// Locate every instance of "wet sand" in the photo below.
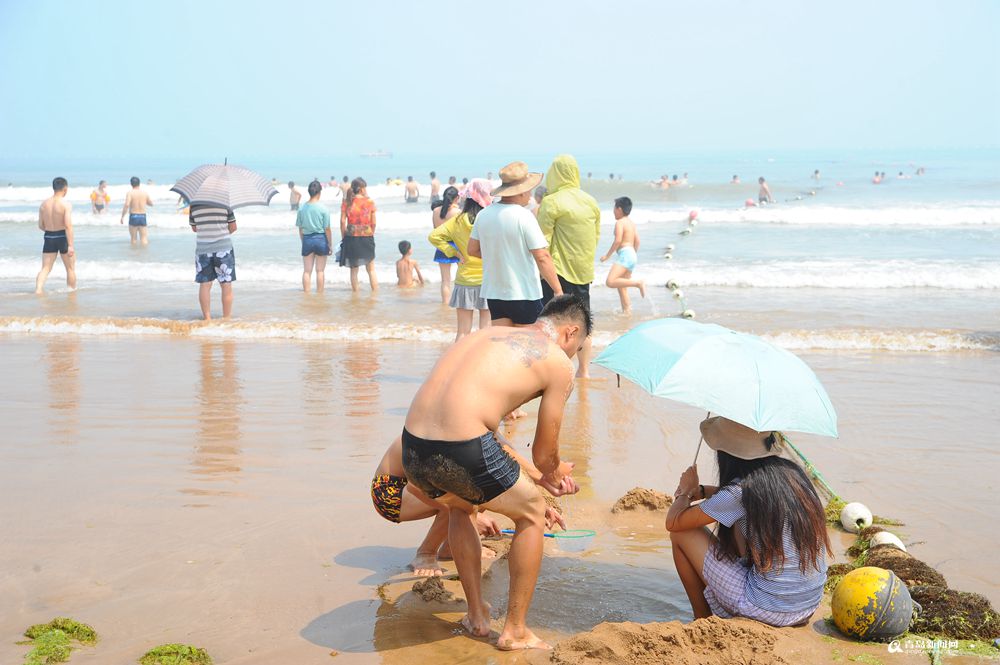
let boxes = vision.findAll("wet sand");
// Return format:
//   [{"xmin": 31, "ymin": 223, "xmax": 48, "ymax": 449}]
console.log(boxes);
[{"xmin": 1, "ymin": 334, "xmax": 998, "ymax": 663}]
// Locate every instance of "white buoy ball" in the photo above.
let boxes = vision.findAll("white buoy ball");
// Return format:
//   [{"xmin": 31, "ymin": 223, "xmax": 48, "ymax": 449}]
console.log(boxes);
[
  {"xmin": 672, "ymin": 289, "xmax": 684, "ymax": 299},
  {"xmin": 689, "ymin": 220, "xmax": 698, "ymax": 227},
  {"xmin": 666, "ymin": 280, "xmax": 679, "ymax": 290},
  {"xmin": 681, "ymin": 309, "xmax": 696, "ymax": 319},
  {"xmin": 840, "ymin": 502, "xmax": 874, "ymax": 533},
  {"xmin": 666, "ymin": 244, "xmax": 675, "ymax": 251},
  {"xmin": 663, "ymin": 253, "xmax": 673, "ymax": 260},
  {"xmin": 870, "ymin": 531, "xmax": 906, "ymax": 552}
]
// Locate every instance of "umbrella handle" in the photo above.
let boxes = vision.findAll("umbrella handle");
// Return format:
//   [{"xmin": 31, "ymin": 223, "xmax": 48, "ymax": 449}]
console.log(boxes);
[{"xmin": 692, "ymin": 411, "xmax": 711, "ymax": 464}]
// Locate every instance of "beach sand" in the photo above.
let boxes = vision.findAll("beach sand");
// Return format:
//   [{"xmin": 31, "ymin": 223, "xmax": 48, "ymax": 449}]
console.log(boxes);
[{"xmin": 1, "ymin": 331, "xmax": 998, "ymax": 663}]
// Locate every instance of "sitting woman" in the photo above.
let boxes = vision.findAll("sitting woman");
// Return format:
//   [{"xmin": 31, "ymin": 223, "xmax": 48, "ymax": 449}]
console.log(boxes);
[{"xmin": 666, "ymin": 416, "xmax": 831, "ymax": 627}]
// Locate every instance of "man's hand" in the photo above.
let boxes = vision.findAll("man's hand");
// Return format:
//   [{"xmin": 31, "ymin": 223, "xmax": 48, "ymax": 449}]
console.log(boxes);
[
  {"xmin": 67, "ymin": 245, "xmax": 75, "ymax": 257},
  {"xmin": 475, "ymin": 512, "xmax": 501, "ymax": 537},
  {"xmin": 544, "ymin": 506, "xmax": 566, "ymax": 531},
  {"xmin": 539, "ymin": 461, "xmax": 578, "ymax": 496}
]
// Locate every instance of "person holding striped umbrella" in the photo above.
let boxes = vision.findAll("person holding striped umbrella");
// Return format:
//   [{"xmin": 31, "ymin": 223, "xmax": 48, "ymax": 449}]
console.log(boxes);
[{"xmin": 171, "ymin": 162, "xmax": 278, "ymax": 320}]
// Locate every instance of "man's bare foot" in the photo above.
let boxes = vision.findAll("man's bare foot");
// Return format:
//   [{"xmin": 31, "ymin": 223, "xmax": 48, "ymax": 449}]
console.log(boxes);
[
  {"xmin": 496, "ymin": 627, "xmax": 551, "ymax": 650},
  {"xmin": 408, "ymin": 552, "xmax": 443, "ymax": 577},
  {"xmin": 460, "ymin": 607, "xmax": 492, "ymax": 638},
  {"xmin": 638, "ymin": 280, "xmax": 646, "ymax": 298}
]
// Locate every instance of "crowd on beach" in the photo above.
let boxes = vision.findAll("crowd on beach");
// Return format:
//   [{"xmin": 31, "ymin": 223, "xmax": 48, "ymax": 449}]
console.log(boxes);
[{"xmin": 27, "ymin": 155, "xmax": 934, "ymax": 652}]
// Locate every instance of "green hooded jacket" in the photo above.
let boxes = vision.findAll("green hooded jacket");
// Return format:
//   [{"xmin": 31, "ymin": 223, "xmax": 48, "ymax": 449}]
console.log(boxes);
[{"xmin": 537, "ymin": 154, "xmax": 601, "ymax": 285}]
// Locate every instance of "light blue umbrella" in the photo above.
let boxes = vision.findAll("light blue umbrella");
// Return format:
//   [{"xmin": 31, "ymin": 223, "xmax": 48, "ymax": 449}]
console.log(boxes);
[{"xmin": 594, "ymin": 318, "xmax": 838, "ymax": 438}]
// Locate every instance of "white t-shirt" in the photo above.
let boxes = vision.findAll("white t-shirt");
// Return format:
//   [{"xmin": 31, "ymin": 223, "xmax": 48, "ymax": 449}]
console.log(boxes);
[{"xmin": 470, "ymin": 203, "xmax": 548, "ymax": 301}]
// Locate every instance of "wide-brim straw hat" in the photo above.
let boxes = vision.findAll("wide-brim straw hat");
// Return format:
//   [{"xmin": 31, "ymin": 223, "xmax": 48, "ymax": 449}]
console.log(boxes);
[
  {"xmin": 700, "ymin": 416, "xmax": 781, "ymax": 460},
  {"xmin": 491, "ymin": 161, "xmax": 543, "ymax": 198}
]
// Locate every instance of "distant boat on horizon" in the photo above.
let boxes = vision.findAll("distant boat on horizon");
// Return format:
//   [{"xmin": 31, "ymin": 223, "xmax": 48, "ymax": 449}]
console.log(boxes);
[{"xmin": 360, "ymin": 149, "xmax": 393, "ymax": 158}]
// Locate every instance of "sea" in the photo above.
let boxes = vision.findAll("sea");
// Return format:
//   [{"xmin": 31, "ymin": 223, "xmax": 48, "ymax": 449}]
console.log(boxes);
[{"xmin": 1, "ymin": 149, "xmax": 998, "ymax": 663}]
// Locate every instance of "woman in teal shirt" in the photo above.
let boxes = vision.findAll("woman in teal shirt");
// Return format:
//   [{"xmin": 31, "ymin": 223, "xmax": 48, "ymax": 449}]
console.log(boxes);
[{"xmin": 296, "ymin": 180, "xmax": 332, "ymax": 293}]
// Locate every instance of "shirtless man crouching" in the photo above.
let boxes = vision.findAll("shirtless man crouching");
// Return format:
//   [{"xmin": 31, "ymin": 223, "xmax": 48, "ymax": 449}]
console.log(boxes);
[{"xmin": 401, "ymin": 294, "xmax": 590, "ymax": 650}]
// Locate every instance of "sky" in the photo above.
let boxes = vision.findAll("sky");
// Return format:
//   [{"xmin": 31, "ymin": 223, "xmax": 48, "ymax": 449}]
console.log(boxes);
[{"xmin": 1, "ymin": 0, "xmax": 998, "ymax": 164}]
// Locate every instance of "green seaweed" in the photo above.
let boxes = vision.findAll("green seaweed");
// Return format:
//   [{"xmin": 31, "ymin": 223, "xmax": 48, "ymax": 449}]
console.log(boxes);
[
  {"xmin": 138, "ymin": 643, "xmax": 213, "ymax": 665},
  {"xmin": 24, "ymin": 618, "xmax": 97, "ymax": 645},
  {"xmin": 825, "ymin": 498, "xmax": 846, "ymax": 524},
  {"xmin": 24, "ymin": 630, "xmax": 72, "ymax": 665},
  {"xmin": 824, "ymin": 498, "xmax": 903, "ymax": 529},
  {"xmin": 847, "ymin": 655, "xmax": 883, "ymax": 665}
]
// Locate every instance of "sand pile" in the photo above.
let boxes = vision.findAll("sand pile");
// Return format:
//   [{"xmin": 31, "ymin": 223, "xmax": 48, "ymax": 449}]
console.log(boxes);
[
  {"xmin": 611, "ymin": 488, "xmax": 672, "ymax": 513},
  {"xmin": 411, "ymin": 577, "xmax": 459, "ymax": 603},
  {"xmin": 542, "ymin": 491, "xmax": 563, "ymax": 514},
  {"xmin": 909, "ymin": 585, "xmax": 1000, "ymax": 640},
  {"xmin": 550, "ymin": 616, "xmax": 789, "ymax": 665},
  {"xmin": 482, "ymin": 536, "xmax": 511, "ymax": 560}
]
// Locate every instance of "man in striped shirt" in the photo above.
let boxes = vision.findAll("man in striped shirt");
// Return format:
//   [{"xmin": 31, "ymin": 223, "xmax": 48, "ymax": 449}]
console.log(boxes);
[{"xmin": 190, "ymin": 204, "xmax": 238, "ymax": 320}]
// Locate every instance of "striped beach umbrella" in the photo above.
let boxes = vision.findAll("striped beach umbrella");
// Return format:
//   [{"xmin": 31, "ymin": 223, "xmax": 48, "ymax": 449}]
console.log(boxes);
[{"xmin": 171, "ymin": 161, "xmax": 278, "ymax": 209}]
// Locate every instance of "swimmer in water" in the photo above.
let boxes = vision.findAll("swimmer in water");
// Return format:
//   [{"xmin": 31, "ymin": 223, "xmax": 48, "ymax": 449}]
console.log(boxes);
[
  {"xmin": 731, "ymin": 175, "xmax": 740, "ymax": 184},
  {"xmin": 405, "ymin": 176, "xmax": 419, "ymax": 203},
  {"xmin": 758, "ymin": 177, "xmax": 774, "ymax": 204},
  {"xmin": 90, "ymin": 180, "xmax": 110, "ymax": 214}
]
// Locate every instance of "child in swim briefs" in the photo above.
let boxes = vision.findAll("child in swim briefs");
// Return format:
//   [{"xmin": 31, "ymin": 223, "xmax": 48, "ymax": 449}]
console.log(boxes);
[{"xmin": 371, "ymin": 474, "xmax": 407, "ymax": 523}]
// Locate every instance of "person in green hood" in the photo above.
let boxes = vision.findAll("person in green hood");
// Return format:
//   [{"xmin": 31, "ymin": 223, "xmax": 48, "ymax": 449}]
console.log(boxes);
[{"xmin": 537, "ymin": 154, "xmax": 601, "ymax": 377}]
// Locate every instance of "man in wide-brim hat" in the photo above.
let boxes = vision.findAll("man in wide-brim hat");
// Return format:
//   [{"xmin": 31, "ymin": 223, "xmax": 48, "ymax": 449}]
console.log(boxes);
[{"xmin": 468, "ymin": 161, "xmax": 564, "ymax": 327}]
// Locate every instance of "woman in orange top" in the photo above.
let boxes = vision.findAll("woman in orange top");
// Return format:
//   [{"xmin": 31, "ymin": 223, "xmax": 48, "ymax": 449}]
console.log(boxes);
[{"xmin": 339, "ymin": 177, "xmax": 378, "ymax": 292}]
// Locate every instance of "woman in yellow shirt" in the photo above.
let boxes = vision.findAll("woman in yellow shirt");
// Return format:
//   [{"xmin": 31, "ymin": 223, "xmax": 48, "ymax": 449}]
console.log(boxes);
[{"xmin": 427, "ymin": 179, "xmax": 493, "ymax": 341}]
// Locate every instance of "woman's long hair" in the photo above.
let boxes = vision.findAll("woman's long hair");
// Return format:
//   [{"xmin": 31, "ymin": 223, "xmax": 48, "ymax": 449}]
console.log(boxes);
[
  {"xmin": 344, "ymin": 177, "xmax": 367, "ymax": 210},
  {"xmin": 431, "ymin": 186, "xmax": 460, "ymax": 219},
  {"xmin": 462, "ymin": 196, "xmax": 484, "ymax": 223},
  {"xmin": 716, "ymin": 441, "xmax": 832, "ymax": 574}
]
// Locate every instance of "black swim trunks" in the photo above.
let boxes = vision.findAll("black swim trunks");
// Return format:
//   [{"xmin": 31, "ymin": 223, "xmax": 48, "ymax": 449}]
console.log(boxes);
[
  {"xmin": 541, "ymin": 274, "xmax": 591, "ymax": 310},
  {"xmin": 487, "ymin": 298, "xmax": 544, "ymax": 325},
  {"xmin": 401, "ymin": 428, "xmax": 520, "ymax": 505},
  {"xmin": 42, "ymin": 230, "xmax": 68, "ymax": 254}
]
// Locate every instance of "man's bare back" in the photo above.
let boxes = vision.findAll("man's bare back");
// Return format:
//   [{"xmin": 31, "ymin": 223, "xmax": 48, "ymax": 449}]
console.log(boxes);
[
  {"xmin": 405, "ymin": 325, "xmax": 575, "ymax": 462},
  {"xmin": 39, "ymin": 196, "xmax": 70, "ymax": 232},
  {"xmin": 124, "ymin": 189, "xmax": 152, "ymax": 214}
]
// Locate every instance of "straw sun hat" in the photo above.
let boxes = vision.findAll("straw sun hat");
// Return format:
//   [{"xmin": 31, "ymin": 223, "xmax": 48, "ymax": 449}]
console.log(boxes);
[
  {"xmin": 490, "ymin": 161, "xmax": 543, "ymax": 197},
  {"xmin": 700, "ymin": 416, "xmax": 782, "ymax": 460}
]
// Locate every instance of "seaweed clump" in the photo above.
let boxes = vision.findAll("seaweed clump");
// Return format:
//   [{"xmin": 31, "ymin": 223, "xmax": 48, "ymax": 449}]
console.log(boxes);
[
  {"xmin": 909, "ymin": 586, "xmax": 1000, "ymax": 641},
  {"xmin": 24, "ymin": 619, "xmax": 97, "ymax": 645},
  {"xmin": 21, "ymin": 618, "xmax": 98, "ymax": 665},
  {"xmin": 824, "ymin": 498, "xmax": 903, "ymax": 528},
  {"xmin": 138, "ymin": 644, "xmax": 213, "ymax": 665},
  {"xmin": 824, "ymin": 563, "xmax": 855, "ymax": 593},
  {"xmin": 865, "ymin": 545, "xmax": 947, "ymax": 589}
]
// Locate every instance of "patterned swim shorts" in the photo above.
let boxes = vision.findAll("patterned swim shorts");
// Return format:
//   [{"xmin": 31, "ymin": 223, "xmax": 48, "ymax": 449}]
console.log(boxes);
[
  {"xmin": 195, "ymin": 249, "xmax": 236, "ymax": 284},
  {"xmin": 371, "ymin": 474, "xmax": 407, "ymax": 523}
]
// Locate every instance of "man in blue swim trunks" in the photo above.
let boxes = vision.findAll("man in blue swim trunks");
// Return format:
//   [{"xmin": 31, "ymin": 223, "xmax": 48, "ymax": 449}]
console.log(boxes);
[
  {"xmin": 401, "ymin": 295, "xmax": 589, "ymax": 651},
  {"xmin": 120, "ymin": 176, "xmax": 154, "ymax": 246},
  {"xmin": 35, "ymin": 177, "xmax": 77, "ymax": 294}
]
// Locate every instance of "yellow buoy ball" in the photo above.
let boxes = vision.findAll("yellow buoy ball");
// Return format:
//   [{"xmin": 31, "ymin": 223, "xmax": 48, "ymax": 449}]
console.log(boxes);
[{"xmin": 832, "ymin": 567, "xmax": 914, "ymax": 641}]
